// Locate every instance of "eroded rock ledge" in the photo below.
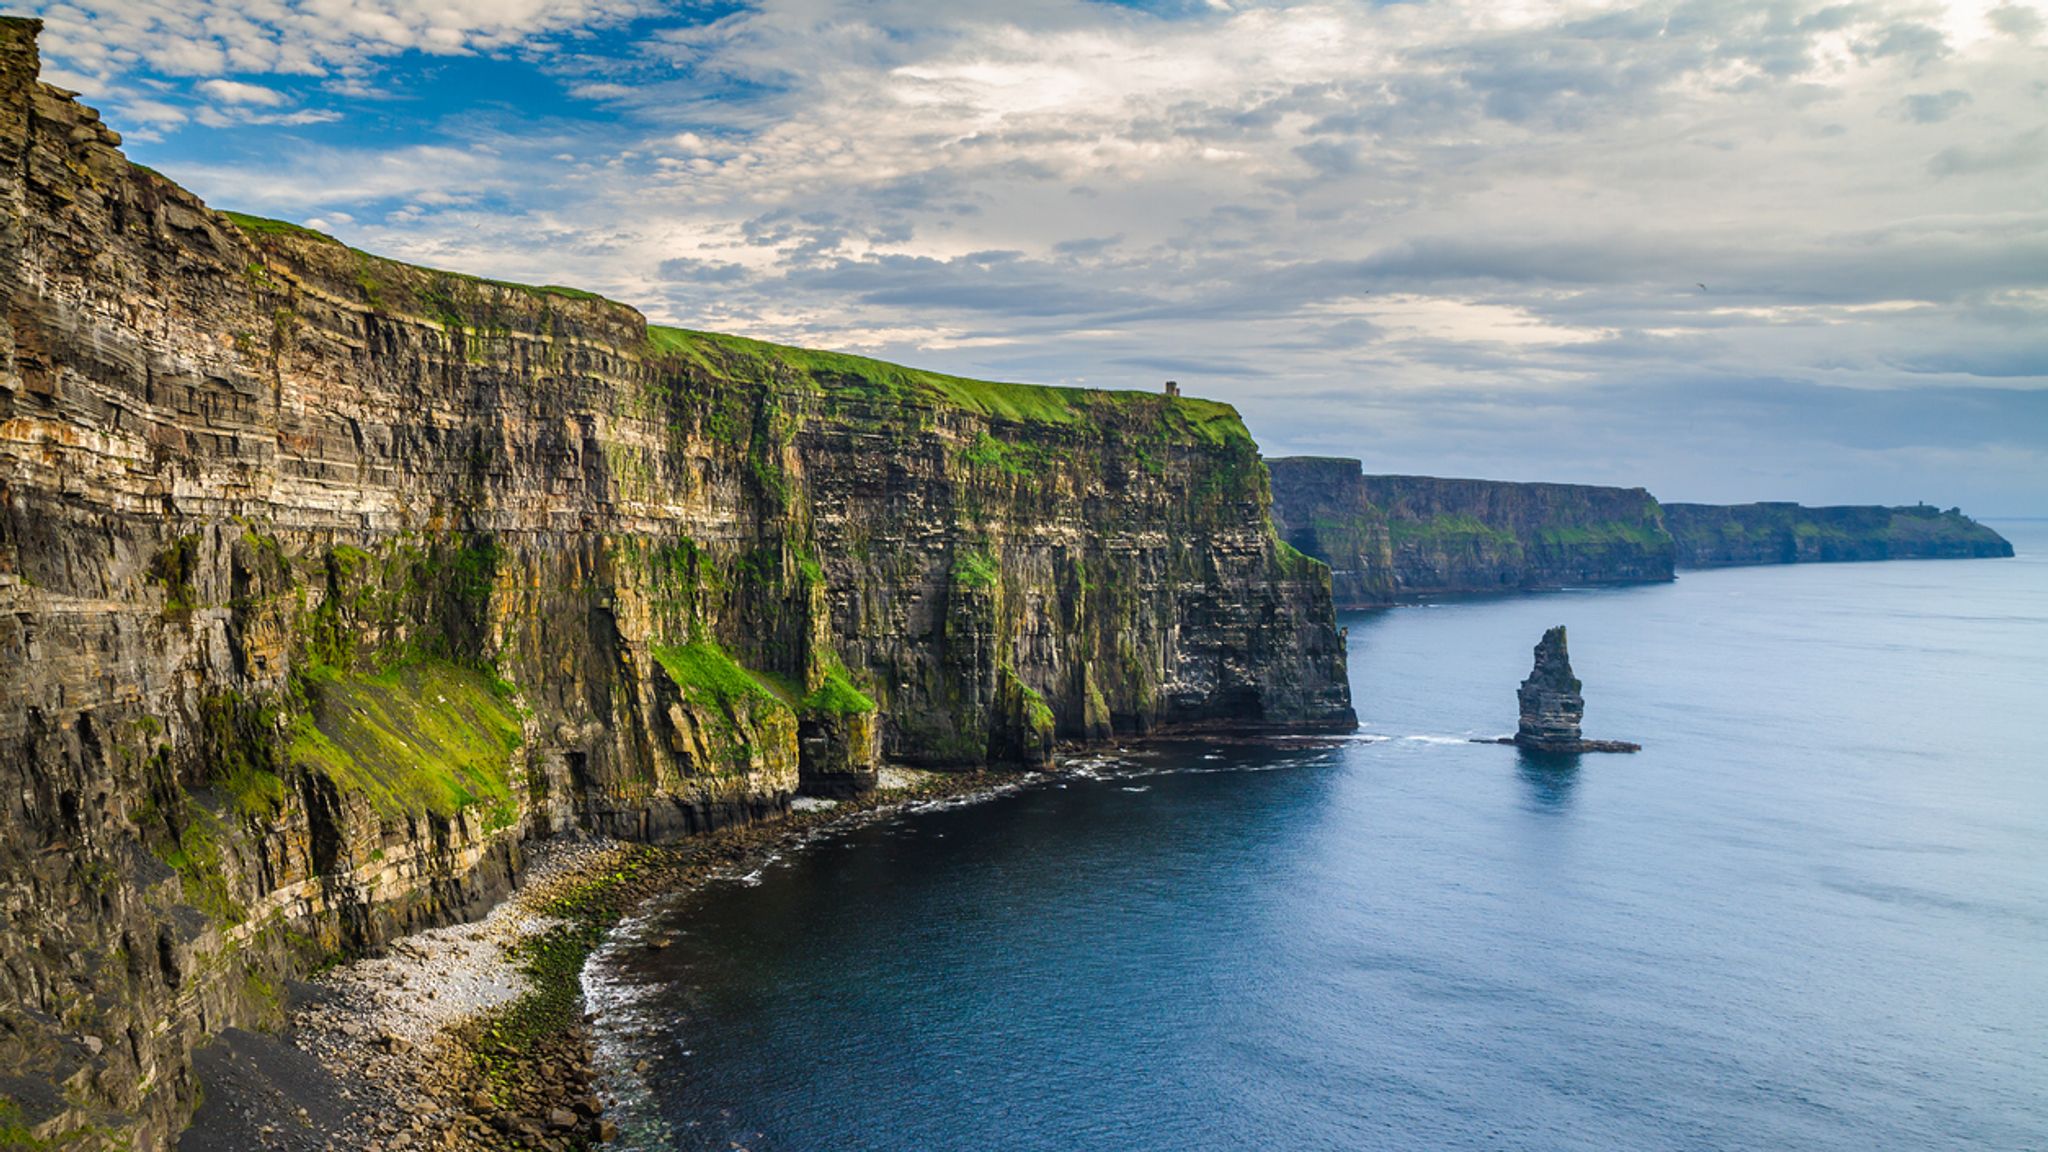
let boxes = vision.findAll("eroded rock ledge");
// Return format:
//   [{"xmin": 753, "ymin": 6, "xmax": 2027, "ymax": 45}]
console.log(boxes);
[{"xmin": 0, "ymin": 18, "xmax": 1352, "ymax": 1149}]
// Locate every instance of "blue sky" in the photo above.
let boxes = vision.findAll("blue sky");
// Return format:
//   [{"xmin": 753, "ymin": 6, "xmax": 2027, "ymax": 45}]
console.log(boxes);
[{"xmin": 25, "ymin": 0, "xmax": 2048, "ymax": 512}]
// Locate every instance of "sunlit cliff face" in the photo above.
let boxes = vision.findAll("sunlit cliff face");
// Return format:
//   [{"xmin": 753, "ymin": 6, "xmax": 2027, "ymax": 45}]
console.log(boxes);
[{"xmin": 36, "ymin": 0, "xmax": 2048, "ymax": 510}]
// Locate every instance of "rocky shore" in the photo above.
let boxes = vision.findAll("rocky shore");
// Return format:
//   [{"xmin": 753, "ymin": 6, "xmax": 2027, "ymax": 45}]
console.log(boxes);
[{"xmin": 178, "ymin": 767, "xmax": 1021, "ymax": 1152}]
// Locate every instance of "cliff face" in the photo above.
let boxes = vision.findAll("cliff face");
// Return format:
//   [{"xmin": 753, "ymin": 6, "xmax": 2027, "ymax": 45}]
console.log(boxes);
[
  {"xmin": 1663, "ymin": 503, "xmax": 2014, "ymax": 567},
  {"xmin": 1361, "ymin": 475, "xmax": 1675, "ymax": 597},
  {"xmin": 0, "ymin": 20, "xmax": 1351, "ymax": 1149},
  {"xmin": 1268, "ymin": 459, "xmax": 1675, "ymax": 606},
  {"xmin": 1263, "ymin": 458, "xmax": 1396, "ymax": 608}
]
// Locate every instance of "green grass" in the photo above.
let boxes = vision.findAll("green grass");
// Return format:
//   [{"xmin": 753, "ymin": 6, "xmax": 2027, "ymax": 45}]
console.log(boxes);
[
  {"xmin": 0, "ymin": 1096, "xmax": 36, "ymax": 1148},
  {"xmin": 159, "ymin": 808, "xmax": 245, "ymax": 925},
  {"xmin": 223, "ymin": 763, "xmax": 287, "ymax": 820},
  {"xmin": 1388, "ymin": 514, "xmax": 1522, "ymax": 549},
  {"xmin": 1272, "ymin": 537, "xmax": 1326, "ymax": 579},
  {"xmin": 651, "ymin": 640, "xmax": 796, "ymax": 772},
  {"xmin": 220, "ymin": 210, "xmax": 616, "ymax": 306},
  {"xmin": 1534, "ymin": 521, "xmax": 1670, "ymax": 548},
  {"xmin": 220, "ymin": 209, "xmax": 343, "ymax": 245},
  {"xmin": 215, "ymin": 208, "xmax": 1249, "ymax": 449},
  {"xmin": 802, "ymin": 666, "xmax": 877, "ymax": 715},
  {"xmin": 651, "ymin": 640, "xmax": 783, "ymax": 716},
  {"xmin": 149, "ymin": 533, "xmax": 201, "ymax": 614},
  {"xmin": 960, "ymin": 430, "xmax": 1035, "ymax": 476},
  {"xmin": 646, "ymin": 324, "xmax": 1253, "ymax": 443},
  {"xmin": 286, "ymin": 660, "xmax": 522, "ymax": 829},
  {"xmin": 1020, "ymin": 681, "xmax": 1055, "ymax": 735},
  {"xmin": 952, "ymin": 548, "xmax": 1000, "ymax": 591}
]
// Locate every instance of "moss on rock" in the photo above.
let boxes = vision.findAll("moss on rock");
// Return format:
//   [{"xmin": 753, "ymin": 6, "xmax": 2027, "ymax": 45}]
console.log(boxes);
[{"xmin": 285, "ymin": 660, "xmax": 523, "ymax": 828}]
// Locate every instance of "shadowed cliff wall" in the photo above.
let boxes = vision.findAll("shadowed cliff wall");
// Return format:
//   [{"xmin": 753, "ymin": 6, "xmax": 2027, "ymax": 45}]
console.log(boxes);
[
  {"xmin": 1663, "ymin": 502, "xmax": 2013, "ymax": 567},
  {"xmin": 0, "ymin": 20, "xmax": 1352, "ymax": 1148},
  {"xmin": 1269, "ymin": 458, "xmax": 1674, "ymax": 605}
]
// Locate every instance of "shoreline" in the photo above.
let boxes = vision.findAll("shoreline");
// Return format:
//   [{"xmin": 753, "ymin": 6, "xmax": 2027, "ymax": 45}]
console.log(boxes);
[{"xmin": 187, "ymin": 765, "xmax": 1030, "ymax": 1152}]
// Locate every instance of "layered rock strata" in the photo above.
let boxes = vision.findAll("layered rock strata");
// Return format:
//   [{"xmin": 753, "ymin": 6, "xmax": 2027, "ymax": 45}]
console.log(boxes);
[
  {"xmin": 1268, "ymin": 458, "xmax": 1674, "ymax": 606},
  {"xmin": 1271, "ymin": 459, "xmax": 2012, "ymax": 608},
  {"xmin": 1260, "ymin": 457, "xmax": 1398, "ymax": 607},
  {"xmin": 1496, "ymin": 626, "xmax": 1637, "ymax": 754},
  {"xmin": 0, "ymin": 20, "xmax": 1353, "ymax": 1149},
  {"xmin": 1663, "ymin": 502, "xmax": 2013, "ymax": 567}
]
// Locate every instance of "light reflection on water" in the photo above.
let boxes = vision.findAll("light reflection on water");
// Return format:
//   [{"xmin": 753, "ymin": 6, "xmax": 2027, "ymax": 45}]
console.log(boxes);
[{"xmin": 587, "ymin": 525, "xmax": 2048, "ymax": 1152}]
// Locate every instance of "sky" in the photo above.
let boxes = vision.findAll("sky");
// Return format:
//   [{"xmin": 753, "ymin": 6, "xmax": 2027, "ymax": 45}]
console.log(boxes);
[{"xmin": 22, "ymin": 0, "xmax": 2048, "ymax": 512}]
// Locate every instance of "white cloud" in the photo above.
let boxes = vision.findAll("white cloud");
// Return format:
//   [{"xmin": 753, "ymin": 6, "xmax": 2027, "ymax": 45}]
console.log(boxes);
[
  {"xmin": 172, "ymin": 144, "xmax": 514, "ymax": 211},
  {"xmin": 196, "ymin": 78, "xmax": 288, "ymax": 106},
  {"xmin": 33, "ymin": 0, "xmax": 659, "ymax": 80},
  {"xmin": 44, "ymin": 0, "xmax": 2048, "ymax": 510}
]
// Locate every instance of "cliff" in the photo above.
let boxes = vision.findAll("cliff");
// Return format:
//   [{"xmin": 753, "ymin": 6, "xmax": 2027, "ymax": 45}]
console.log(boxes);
[
  {"xmin": 0, "ymin": 19, "xmax": 1351, "ymax": 1149},
  {"xmin": 1663, "ymin": 503, "xmax": 2014, "ymax": 567},
  {"xmin": 1261, "ymin": 458, "xmax": 1397, "ymax": 607},
  {"xmin": 1268, "ymin": 459, "xmax": 1675, "ymax": 606}
]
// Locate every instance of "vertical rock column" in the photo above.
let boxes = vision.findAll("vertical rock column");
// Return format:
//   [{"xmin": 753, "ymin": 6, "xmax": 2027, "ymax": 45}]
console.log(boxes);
[
  {"xmin": 1515, "ymin": 625, "xmax": 1584, "ymax": 750},
  {"xmin": 1, "ymin": 19, "xmax": 36, "ymax": 325}
]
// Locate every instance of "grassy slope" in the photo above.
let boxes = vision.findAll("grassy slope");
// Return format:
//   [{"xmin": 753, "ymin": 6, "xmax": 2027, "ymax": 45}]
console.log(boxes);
[
  {"xmin": 286, "ymin": 660, "xmax": 523, "ymax": 828},
  {"xmin": 216, "ymin": 207, "xmax": 1253, "ymax": 448},
  {"xmin": 648, "ymin": 325, "xmax": 1251, "ymax": 443},
  {"xmin": 218, "ymin": 210, "xmax": 611, "ymax": 305}
]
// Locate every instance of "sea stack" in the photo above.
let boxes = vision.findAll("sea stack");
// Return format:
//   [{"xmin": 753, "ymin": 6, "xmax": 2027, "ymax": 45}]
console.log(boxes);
[{"xmin": 1507, "ymin": 626, "xmax": 1639, "ymax": 753}]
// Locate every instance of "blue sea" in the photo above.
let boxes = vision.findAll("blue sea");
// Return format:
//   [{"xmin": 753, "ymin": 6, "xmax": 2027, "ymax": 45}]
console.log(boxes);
[{"xmin": 586, "ymin": 521, "xmax": 2047, "ymax": 1151}]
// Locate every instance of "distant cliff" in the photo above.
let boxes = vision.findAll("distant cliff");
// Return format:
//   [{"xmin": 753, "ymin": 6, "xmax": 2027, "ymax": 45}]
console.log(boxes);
[
  {"xmin": 0, "ymin": 20, "xmax": 1351, "ymax": 1150},
  {"xmin": 1663, "ymin": 503, "xmax": 2014, "ymax": 567},
  {"xmin": 1269, "ymin": 459, "xmax": 1674, "ymax": 606},
  {"xmin": 1262, "ymin": 458, "xmax": 1398, "ymax": 607}
]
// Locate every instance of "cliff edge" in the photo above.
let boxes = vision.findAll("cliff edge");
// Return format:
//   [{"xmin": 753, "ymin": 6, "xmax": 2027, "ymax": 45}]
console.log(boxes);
[
  {"xmin": 1663, "ymin": 502, "xmax": 2013, "ymax": 567},
  {"xmin": 1269, "ymin": 458, "xmax": 1675, "ymax": 606},
  {"xmin": 0, "ymin": 19, "xmax": 1351, "ymax": 1149}
]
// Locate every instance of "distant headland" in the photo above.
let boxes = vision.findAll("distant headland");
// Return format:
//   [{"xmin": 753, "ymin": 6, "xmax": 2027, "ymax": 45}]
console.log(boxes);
[{"xmin": 1269, "ymin": 457, "xmax": 2013, "ymax": 610}]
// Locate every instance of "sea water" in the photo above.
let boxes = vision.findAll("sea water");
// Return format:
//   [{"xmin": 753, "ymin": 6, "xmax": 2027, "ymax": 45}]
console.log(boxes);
[{"xmin": 586, "ymin": 521, "xmax": 2047, "ymax": 1151}]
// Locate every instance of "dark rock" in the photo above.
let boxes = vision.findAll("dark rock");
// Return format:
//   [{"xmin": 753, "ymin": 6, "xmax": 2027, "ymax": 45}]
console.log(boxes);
[
  {"xmin": 1268, "ymin": 459, "xmax": 1674, "ymax": 607},
  {"xmin": 0, "ymin": 15, "xmax": 1356, "ymax": 1150},
  {"xmin": 1516, "ymin": 626, "xmax": 1584, "ymax": 749},
  {"xmin": 1497, "ymin": 626, "xmax": 1638, "ymax": 754},
  {"xmin": 1663, "ymin": 501, "xmax": 2013, "ymax": 567}
]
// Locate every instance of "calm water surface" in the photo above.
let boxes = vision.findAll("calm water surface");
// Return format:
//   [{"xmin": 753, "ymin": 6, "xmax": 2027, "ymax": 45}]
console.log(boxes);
[{"xmin": 587, "ymin": 521, "xmax": 2048, "ymax": 1151}]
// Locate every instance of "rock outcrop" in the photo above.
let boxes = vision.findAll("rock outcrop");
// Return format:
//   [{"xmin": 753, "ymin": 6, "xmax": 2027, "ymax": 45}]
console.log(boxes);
[
  {"xmin": 1268, "ymin": 459, "xmax": 1675, "ymax": 606},
  {"xmin": 1259, "ymin": 457, "xmax": 1398, "ymax": 607},
  {"xmin": 1663, "ymin": 502, "xmax": 2013, "ymax": 567},
  {"xmin": 0, "ymin": 20, "xmax": 1353, "ymax": 1149},
  {"xmin": 1498, "ymin": 626, "xmax": 1638, "ymax": 754},
  {"xmin": 1270, "ymin": 459, "xmax": 2013, "ymax": 606}
]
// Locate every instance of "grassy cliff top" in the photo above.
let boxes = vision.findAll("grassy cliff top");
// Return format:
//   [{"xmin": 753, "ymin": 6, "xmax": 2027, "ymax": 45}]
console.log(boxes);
[
  {"xmin": 1662, "ymin": 501, "xmax": 1990, "ymax": 530},
  {"xmin": 216, "ymin": 205, "xmax": 1253, "ymax": 444},
  {"xmin": 219, "ymin": 209, "xmax": 616, "ymax": 306},
  {"xmin": 648, "ymin": 325, "xmax": 1251, "ymax": 443}
]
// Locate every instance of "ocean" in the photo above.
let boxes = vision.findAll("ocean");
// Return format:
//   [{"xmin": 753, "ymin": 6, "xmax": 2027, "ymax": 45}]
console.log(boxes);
[{"xmin": 585, "ymin": 520, "xmax": 2047, "ymax": 1151}]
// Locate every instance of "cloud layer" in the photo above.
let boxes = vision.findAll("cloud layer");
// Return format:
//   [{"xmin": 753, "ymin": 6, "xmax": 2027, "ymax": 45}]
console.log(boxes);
[{"xmin": 34, "ymin": 0, "xmax": 2048, "ymax": 511}]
